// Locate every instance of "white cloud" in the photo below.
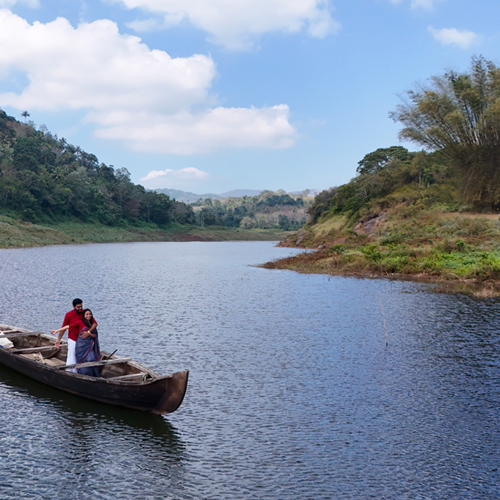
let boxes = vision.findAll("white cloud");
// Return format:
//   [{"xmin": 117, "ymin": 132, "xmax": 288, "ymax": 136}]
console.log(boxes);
[
  {"xmin": 389, "ymin": 0, "xmax": 440, "ymax": 10},
  {"xmin": 0, "ymin": 10, "xmax": 297, "ymax": 153},
  {"xmin": 88, "ymin": 105, "xmax": 296, "ymax": 154},
  {"xmin": 124, "ymin": 18, "xmax": 163, "ymax": 32},
  {"xmin": 428, "ymin": 26, "xmax": 480, "ymax": 49},
  {"xmin": 0, "ymin": 0, "xmax": 39, "ymax": 7},
  {"xmin": 0, "ymin": 11, "xmax": 215, "ymax": 112},
  {"xmin": 112, "ymin": 0, "xmax": 340, "ymax": 50},
  {"xmin": 140, "ymin": 167, "xmax": 210, "ymax": 188}
]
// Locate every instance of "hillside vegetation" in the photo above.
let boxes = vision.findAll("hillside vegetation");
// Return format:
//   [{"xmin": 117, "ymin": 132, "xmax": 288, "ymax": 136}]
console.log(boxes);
[
  {"xmin": 267, "ymin": 57, "xmax": 500, "ymax": 295},
  {"xmin": 0, "ymin": 110, "xmax": 291, "ymax": 246},
  {"xmin": 191, "ymin": 190, "xmax": 312, "ymax": 230},
  {"xmin": 0, "ymin": 109, "xmax": 196, "ymax": 227}
]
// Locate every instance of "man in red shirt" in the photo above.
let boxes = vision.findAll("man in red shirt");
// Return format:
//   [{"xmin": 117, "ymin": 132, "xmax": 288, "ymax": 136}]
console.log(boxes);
[{"xmin": 51, "ymin": 298, "xmax": 97, "ymax": 371}]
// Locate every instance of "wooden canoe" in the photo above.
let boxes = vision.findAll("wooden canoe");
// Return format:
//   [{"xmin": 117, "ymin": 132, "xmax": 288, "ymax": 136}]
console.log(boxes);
[{"xmin": 0, "ymin": 324, "xmax": 188, "ymax": 415}]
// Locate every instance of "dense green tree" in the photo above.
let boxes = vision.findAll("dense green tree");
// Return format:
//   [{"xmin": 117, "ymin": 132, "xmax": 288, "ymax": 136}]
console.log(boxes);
[
  {"xmin": 307, "ymin": 147, "xmax": 452, "ymax": 223},
  {"xmin": 0, "ymin": 110, "xmax": 16, "ymax": 142},
  {"xmin": 307, "ymin": 187, "xmax": 337, "ymax": 223},
  {"xmin": 13, "ymin": 136, "xmax": 55, "ymax": 172},
  {"xmin": 172, "ymin": 200, "xmax": 195, "ymax": 224},
  {"xmin": 356, "ymin": 146, "xmax": 415, "ymax": 175}
]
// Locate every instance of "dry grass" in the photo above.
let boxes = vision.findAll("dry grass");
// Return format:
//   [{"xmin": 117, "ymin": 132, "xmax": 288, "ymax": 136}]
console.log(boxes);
[
  {"xmin": 309, "ymin": 214, "xmax": 348, "ymax": 239},
  {"xmin": 0, "ymin": 216, "xmax": 288, "ymax": 249},
  {"xmin": 267, "ymin": 206, "xmax": 500, "ymax": 296},
  {"xmin": 0, "ymin": 217, "xmax": 74, "ymax": 247}
]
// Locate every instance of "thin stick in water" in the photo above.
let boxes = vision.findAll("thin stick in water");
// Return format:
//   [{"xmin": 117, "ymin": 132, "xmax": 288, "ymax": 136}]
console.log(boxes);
[{"xmin": 378, "ymin": 297, "xmax": 389, "ymax": 347}]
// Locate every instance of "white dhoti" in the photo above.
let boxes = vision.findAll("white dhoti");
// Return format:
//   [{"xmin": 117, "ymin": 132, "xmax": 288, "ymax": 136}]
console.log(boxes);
[{"xmin": 66, "ymin": 338, "xmax": 77, "ymax": 373}]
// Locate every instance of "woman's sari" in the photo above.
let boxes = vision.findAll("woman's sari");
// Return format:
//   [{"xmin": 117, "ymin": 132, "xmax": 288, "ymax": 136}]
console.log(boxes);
[{"xmin": 75, "ymin": 326, "xmax": 101, "ymax": 377}]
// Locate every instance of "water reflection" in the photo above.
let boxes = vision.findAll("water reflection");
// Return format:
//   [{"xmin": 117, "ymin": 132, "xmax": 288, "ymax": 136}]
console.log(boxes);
[{"xmin": 0, "ymin": 364, "xmax": 187, "ymax": 500}]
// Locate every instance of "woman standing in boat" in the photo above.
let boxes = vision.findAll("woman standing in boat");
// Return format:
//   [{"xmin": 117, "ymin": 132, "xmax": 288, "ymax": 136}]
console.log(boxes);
[
  {"xmin": 75, "ymin": 309, "xmax": 101, "ymax": 377},
  {"xmin": 52, "ymin": 298, "xmax": 97, "ymax": 372}
]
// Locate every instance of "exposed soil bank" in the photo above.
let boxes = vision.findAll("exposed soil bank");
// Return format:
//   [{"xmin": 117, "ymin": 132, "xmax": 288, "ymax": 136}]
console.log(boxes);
[
  {"xmin": 0, "ymin": 216, "xmax": 287, "ymax": 249},
  {"xmin": 263, "ymin": 210, "xmax": 500, "ymax": 297},
  {"xmin": 262, "ymin": 254, "xmax": 500, "ymax": 297}
]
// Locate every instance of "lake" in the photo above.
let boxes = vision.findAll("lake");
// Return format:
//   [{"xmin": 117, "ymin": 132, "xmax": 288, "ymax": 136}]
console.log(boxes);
[{"xmin": 0, "ymin": 241, "xmax": 499, "ymax": 499}]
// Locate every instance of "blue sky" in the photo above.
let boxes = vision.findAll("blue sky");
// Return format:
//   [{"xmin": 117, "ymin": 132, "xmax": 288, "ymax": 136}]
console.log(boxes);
[{"xmin": 0, "ymin": 0, "xmax": 498, "ymax": 194}]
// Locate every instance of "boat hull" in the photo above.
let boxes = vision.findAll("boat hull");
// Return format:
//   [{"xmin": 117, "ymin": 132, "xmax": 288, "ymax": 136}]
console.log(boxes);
[{"xmin": 0, "ymin": 333, "xmax": 188, "ymax": 415}]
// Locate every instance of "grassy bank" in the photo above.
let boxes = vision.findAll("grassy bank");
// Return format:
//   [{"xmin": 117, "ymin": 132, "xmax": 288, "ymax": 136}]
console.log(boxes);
[
  {"xmin": 264, "ymin": 208, "xmax": 500, "ymax": 296},
  {"xmin": 0, "ymin": 215, "xmax": 287, "ymax": 248}
]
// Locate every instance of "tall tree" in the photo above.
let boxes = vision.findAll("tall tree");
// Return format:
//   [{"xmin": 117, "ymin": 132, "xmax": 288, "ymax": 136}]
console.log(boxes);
[
  {"xmin": 356, "ymin": 146, "xmax": 414, "ymax": 175},
  {"xmin": 390, "ymin": 56, "xmax": 500, "ymax": 208}
]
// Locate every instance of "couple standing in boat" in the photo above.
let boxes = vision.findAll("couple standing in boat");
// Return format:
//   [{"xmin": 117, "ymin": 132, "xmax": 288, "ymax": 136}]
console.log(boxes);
[{"xmin": 51, "ymin": 298, "xmax": 101, "ymax": 376}]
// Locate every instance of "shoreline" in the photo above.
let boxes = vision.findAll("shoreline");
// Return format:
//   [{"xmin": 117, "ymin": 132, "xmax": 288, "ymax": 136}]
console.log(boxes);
[
  {"xmin": 262, "ymin": 246, "xmax": 500, "ymax": 298},
  {"xmin": 263, "ymin": 260, "xmax": 500, "ymax": 297},
  {"xmin": 263, "ymin": 209, "xmax": 500, "ymax": 297},
  {"xmin": 0, "ymin": 216, "xmax": 287, "ymax": 249}
]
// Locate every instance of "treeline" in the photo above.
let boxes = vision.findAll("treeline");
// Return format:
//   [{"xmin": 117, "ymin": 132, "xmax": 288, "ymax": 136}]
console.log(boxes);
[
  {"xmin": 192, "ymin": 190, "xmax": 311, "ymax": 230},
  {"xmin": 308, "ymin": 56, "xmax": 500, "ymax": 224},
  {"xmin": 307, "ymin": 146, "xmax": 453, "ymax": 224},
  {"xmin": 0, "ymin": 109, "xmax": 195, "ymax": 226}
]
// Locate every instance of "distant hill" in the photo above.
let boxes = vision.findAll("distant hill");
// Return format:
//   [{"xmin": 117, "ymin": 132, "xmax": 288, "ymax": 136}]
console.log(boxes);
[
  {"xmin": 154, "ymin": 188, "xmax": 263, "ymax": 203},
  {"xmin": 291, "ymin": 189, "xmax": 322, "ymax": 197},
  {"xmin": 191, "ymin": 190, "xmax": 313, "ymax": 230},
  {"xmin": 154, "ymin": 188, "xmax": 220, "ymax": 203},
  {"xmin": 219, "ymin": 189, "xmax": 262, "ymax": 198},
  {"xmin": 154, "ymin": 188, "xmax": 318, "ymax": 203}
]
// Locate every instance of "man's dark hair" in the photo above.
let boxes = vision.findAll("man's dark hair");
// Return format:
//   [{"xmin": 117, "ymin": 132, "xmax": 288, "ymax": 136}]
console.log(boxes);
[{"xmin": 72, "ymin": 298, "xmax": 83, "ymax": 307}]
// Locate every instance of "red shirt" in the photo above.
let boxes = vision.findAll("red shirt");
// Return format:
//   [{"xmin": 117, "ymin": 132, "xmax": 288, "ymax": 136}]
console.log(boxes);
[{"xmin": 62, "ymin": 310, "xmax": 96, "ymax": 341}]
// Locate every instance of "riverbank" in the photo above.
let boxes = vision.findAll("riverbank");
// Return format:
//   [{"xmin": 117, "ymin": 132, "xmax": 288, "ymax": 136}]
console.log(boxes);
[
  {"xmin": 263, "ymin": 209, "xmax": 500, "ymax": 297},
  {"xmin": 0, "ymin": 215, "xmax": 287, "ymax": 248}
]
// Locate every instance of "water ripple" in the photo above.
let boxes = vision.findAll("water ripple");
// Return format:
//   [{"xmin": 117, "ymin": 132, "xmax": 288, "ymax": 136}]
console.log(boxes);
[{"xmin": 0, "ymin": 242, "xmax": 499, "ymax": 499}]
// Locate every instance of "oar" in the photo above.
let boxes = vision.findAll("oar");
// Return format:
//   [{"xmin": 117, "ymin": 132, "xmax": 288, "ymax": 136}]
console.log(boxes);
[
  {"xmin": 99, "ymin": 349, "xmax": 117, "ymax": 373},
  {"xmin": 101, "ymin": 349, "xmax": 117, "ymax": 361}
]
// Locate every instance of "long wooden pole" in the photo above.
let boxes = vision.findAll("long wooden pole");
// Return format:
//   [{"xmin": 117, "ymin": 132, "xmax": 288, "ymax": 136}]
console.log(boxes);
[
  {"xmin": 378, "ymin": 297, "xmax": 389, "ymax": 347},
  {"xmin": 57, "ymin": 357, "xmax": 131, "ymax": 371}
]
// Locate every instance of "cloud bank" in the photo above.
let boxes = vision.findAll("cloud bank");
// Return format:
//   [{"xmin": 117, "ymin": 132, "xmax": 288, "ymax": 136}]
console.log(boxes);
[
  {"xmin": 389, "ymin": 0, "xmax": 441, "ymax": 10},
  {"xmin": 0, "ymin": 10, "xmax": 297, "ymax": 153},
  {"xmin": 140, "ymin": 167, "xmax": 210, "ymax": 189},
  {"xmin": 113, "ymin": 0, "xmax": 340, "ymax": 50}
]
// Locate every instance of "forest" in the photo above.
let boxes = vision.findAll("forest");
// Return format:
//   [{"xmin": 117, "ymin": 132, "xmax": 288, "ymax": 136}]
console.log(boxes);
[
  {"xmin": 0, "ymin": 110, "xmax": 195, "ymax": 227},
  {"xmin": 191, "ymin": 191, "xmax": 312, "ymax": 230},
  {"xmin": 0, "ymin": 109, "xmax": 312, "ymax": 233}
]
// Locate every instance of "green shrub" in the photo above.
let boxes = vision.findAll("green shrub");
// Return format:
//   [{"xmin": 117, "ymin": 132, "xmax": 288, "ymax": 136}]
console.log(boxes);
[
  {"xmin": 381, "ymin": 255, "xmax": 411, "ymax": 273},
  {"xmin": 380, "ymin": 231, "xmax": 406, "ymax": 246},
  {"xmin": 361, "ymin": 243, "xmax": 382, "ymax": 262},
  {"xmin": 326, "ymin": 243, "xmax": 346, "ymax": 254}
]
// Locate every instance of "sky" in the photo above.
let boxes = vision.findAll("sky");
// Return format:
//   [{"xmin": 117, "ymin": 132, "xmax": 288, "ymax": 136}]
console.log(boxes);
[{"xmin": 0, "ymin": 0, "xmax": 498, "ymax": 195}]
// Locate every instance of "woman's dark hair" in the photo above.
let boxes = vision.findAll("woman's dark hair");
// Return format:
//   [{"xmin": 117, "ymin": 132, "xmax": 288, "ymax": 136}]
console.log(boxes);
[{"xmin": 82, "ymin": 308, "xmax": 94, "ymax": 328}]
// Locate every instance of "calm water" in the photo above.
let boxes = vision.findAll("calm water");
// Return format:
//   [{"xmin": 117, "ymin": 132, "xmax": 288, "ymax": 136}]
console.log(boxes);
[{"xmin": 0, "ymin": 241, "xmax": 499, "ymax": 499}]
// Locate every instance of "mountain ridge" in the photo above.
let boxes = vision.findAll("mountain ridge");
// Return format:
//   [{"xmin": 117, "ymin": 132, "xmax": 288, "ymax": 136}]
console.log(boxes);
[{"xmin": 154, "ymin": 188, "xmax": 321, "ymax": 203}]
